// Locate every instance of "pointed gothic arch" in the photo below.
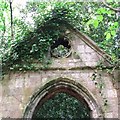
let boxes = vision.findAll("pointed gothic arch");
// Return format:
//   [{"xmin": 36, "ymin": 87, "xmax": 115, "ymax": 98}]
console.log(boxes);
[{"xmin": 23, "ymin": 77, "xmax": 104, "ymax": 119}]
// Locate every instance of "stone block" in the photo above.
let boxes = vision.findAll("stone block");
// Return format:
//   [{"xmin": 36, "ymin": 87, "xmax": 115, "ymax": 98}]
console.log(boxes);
[
  {"xmin": 15, "ymin": 78, "xmax": 24, "ymax": 88},
  {"xmin": 77, "ymin": 45, "xmax": 85, "ymax": 53},
  {"xmin": 107, "ymin": 89, "xmax": 117, "ymax": 98},
  {"xmin": 85, "ymin": 45, "xmax": 95, "ymax": 53},
  {"xmin": 85, "ymin": 61, "xmax": 97, "ymax": 66},
  {"xmin": 105, "ymin": 112, "xmax": 113, "ymax": 118},
  {"xmin": 0, "ymin": 84, "xmax": 2, "ymax": 103}
]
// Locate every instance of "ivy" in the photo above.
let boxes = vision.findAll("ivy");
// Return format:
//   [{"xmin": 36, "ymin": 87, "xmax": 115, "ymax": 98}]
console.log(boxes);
[
  {"xmin": 1, "ymin": 2, "xmax": 119, "ymax": 74},
  {"xmin": 33, "ymin": 93, "xmax": 90, "ymax": 119}
]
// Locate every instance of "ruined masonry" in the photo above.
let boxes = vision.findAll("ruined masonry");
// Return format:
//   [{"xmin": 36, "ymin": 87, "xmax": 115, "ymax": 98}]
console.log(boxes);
[{"xmin": 0, "ymin": 25, "xmax": 119, "ymax": 119}]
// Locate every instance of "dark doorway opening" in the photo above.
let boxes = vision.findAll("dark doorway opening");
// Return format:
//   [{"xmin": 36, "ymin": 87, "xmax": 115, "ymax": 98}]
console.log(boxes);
[{"xmin": 32, "ymin": 92, "xmax": 90, "ymax": 119}]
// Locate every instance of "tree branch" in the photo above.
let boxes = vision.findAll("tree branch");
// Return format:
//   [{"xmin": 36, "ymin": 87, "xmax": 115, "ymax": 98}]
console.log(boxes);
[
  {"xmin": 10, "ymin": 0, "xmax": 13, "ymax": 40},
  {"xmin": 102, "ymin": 0, "xmax": 120, "ymax": 12},
  {"xmin": 2, "ymin": 19, "xmax": 6, "ymax": 40}
]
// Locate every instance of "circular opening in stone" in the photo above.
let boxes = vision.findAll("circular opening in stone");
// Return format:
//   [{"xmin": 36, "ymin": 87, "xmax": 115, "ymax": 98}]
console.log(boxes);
[{"xmin": 51, "ymin": 37, "xmax": 71, "ymax": 58}]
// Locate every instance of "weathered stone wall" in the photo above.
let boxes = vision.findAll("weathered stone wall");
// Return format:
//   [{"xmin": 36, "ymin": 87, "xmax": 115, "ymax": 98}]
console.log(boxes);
[
  {"xmin": 0, "ymin": 29, "xmax": 119, "ymax": 119},
  {"xmin": 114, "ymin": 70, "xmax": 120, "ymax": 119},
  {"xmin": 0, "ymin": 68, "xmax": 118, "ymax": 118}
]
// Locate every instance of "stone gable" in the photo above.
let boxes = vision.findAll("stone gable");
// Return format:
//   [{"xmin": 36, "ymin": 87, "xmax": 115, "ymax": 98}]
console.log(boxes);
[
  {"xmin": 50, "ymin": 28, "xmax": 111, "ymax": 69},
  {"xmin": 0, "ymin": 25, "xmax": 119, "ymax": 119}
]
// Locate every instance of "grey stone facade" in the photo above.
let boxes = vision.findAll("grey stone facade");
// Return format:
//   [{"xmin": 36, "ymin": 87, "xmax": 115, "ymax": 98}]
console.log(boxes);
[{"xmin": 0, "ymin": 27, "xmax": 119, "ymax": 119}]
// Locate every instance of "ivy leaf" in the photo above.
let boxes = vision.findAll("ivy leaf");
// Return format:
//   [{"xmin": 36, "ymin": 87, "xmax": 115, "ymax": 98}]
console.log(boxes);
[
  {"xmin": 97, "ymin": 8, "xmax": 107, "ymax": 14},
  {"xmin": 97, "ymin": 15, "xmax": 103, "ymax": 22},
  {"xmin": 0, "ymin": 25, "xmax": 4, "ymax": 31},
  {"xmin": 114, "ymin": 22, "xmax": 118, "ymax": 27},
  {"xmin": 106, "ymin": 0, "xmax": 113, "ymax": 2},
  {"xmin": 111, "ymin": 30, "xmax": 116, "ymax": 36},
  {"xmin": 93, "ymin": 20, "xmax": 99, "ymax": 28},
  {"xmin": 86, "ymin": 19, "xmax": 93, "ymax": 26},
  {"xmin": 106, "ymin": 33, "xmax": 111, "ymax": 40}
]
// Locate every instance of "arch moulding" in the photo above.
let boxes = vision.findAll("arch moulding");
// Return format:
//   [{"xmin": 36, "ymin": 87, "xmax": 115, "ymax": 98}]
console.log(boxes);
[{"xmin": 23, "ymin": 77, "xmax": 104, "ymax": 119}]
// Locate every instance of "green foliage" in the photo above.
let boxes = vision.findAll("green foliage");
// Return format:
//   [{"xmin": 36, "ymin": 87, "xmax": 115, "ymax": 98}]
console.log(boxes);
[
  {"xmin": 33, "ymin": 92, "xmax": 90, "ymax": 119},
  {"xmin": 1, "ymin": 1, "xmax": 119, "ymax": 73},
  {"xmin": 52, "ymin": 45, "xmax": 70, "ymax": 58},
  {"xmin": 92, "ymin": 70, "xmax": 108, "ymax": 108},
  {"xmin": 0, "ymin": 0, "xmax": 9, "ymax": 33},
  {"xmin": 0, "ymin": 0, "xmax": 11, "ymax": 58}
]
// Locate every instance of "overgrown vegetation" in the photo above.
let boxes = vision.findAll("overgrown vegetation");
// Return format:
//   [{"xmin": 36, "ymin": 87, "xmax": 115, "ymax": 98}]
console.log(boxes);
[
  {"xmin": 0, "ymin": 1, "xmax": 120, "ymax": 74},
  {"xmin": 0, "ymin": 1, "xmax": 119, "ymax": 118},
  {"xmin": 33, "ymin": 92, "xmax": 90, "ymax": 119}
]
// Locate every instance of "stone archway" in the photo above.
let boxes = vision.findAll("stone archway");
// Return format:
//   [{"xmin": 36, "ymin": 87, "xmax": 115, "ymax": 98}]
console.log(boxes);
[{"xmin": 23, "ymin": 78, "xmax": 104, "ymax": 119}]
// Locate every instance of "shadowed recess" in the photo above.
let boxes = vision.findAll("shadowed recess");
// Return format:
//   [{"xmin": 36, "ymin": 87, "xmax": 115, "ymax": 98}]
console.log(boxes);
[{"xmin": 32, "ymin": 92, "xmax": 90, "ymax": 119}]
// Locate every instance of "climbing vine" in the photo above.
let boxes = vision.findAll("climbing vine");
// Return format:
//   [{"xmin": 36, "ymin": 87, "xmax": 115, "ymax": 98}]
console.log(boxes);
[
  {"xmin": 1, "ymin": 1, "xmax": 119, "ymax": 74},
  {"xmin": 2, "ymin": 20, "xmax": 67, "ymax": 72},
  {"xmin": 92, "ymin": 68, "xmax": 108, "ymax": 109},
  {"xmin": 91, "ymin": 58, "xmax": 120, "ymax": 110}
]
